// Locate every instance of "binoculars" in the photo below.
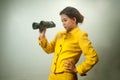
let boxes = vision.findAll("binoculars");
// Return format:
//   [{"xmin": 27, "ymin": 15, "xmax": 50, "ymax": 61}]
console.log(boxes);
[{"xmin": 32, "ymin": 21, "xmax": 56, "ymax": 32}]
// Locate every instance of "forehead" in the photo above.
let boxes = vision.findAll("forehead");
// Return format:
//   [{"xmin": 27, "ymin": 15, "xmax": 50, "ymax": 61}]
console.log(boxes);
[{"xmin": 60, "ymin": 14, "xmax": 70, "ymax": 19}]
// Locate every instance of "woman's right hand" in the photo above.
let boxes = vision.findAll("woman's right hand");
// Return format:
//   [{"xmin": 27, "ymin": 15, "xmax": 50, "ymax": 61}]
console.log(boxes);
[{"xmin": 39, "ymin": 28, "xmax": 46, "ymax": 40}]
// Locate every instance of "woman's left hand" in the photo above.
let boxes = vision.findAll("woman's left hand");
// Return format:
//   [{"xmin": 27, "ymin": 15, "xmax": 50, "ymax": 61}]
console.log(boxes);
[{"xmin": 64, "ymin": 60, "xmax": 77, "ymax": 73}]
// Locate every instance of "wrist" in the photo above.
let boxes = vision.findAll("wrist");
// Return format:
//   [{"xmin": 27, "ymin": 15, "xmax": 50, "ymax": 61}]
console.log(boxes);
[
  {"xmin": 39, "ymin": 35, "xmax": 45, "ymax": 40},
  {"xmin": 73, "ymin": 68, "xmax": 78, "ymax": 73}
]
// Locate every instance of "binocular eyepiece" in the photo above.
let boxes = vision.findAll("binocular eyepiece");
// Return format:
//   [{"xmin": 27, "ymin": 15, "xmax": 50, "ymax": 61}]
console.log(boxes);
[{"xmin": 32, "ymin": 21, "xmax": 56, "ymax": 32}]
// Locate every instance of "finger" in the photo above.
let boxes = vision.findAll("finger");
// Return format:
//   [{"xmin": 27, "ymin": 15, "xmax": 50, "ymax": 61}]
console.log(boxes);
[
  {"xmin": 64, "ymin": 61, "xmax": 72, "ymax": 65},
  {"xmin": 65, "ymin": 66, "xmax": 73, "ymax": 71},
  {"xmin": 64, "ymin": 62, "xmax": 70, "ymax": 65},
  {"xmin": 64, "ymin": 63, "xmax": 70, "ymax": 67},
  {"xmin": 64, "ymin": 63, "xmax": 72, "ymax": 68}
]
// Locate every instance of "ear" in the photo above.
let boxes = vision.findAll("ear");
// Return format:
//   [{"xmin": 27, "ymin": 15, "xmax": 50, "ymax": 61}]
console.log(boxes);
[{"xmin": 72, "ymin": 17, "xmax": 76, "ymax": 24}]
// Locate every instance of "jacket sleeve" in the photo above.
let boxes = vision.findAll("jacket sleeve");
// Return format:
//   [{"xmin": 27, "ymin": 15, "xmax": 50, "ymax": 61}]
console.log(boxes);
[
  {"xmin": 38, "ymin": 35, "xmax": 57, "ymax": 54},
  {"xmin": 76, "ymin": 31, "xmax": 99, "ymax": 76}
]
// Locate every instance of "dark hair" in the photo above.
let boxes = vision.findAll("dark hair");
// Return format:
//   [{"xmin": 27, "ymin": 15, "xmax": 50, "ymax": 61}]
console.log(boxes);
[{"xmin": 59, "ymin": 6, "xmax": 84, "ymax": 24}]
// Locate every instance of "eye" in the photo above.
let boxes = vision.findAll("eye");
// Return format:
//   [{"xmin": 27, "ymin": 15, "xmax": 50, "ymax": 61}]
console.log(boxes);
[{"xmin": 62, "ymin": 19, "xmax": 67, "ymax": 22}]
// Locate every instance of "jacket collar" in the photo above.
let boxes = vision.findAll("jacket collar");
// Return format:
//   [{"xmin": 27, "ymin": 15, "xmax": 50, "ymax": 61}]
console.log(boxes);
[{"xmin": 64, "ymin": 27, "xmax": 80, "ymax": 35}]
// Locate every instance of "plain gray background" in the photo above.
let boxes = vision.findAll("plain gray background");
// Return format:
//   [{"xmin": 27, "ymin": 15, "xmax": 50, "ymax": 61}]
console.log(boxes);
[{"xmin": 0, "ymin": 0, "xmax": 120, "ymax": 80}]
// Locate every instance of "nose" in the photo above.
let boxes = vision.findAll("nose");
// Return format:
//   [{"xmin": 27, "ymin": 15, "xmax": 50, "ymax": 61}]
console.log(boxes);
[{"xmin": 62, "ymin": 22, "xmax": 65, "ymax": 26}]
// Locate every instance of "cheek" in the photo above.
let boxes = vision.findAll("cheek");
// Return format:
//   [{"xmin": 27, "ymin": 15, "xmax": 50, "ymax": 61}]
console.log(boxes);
[
  {"xmin": 67, "ymin": 21, "xmax": 73, "ymax": 26},
  {"xmin": 64, "ymin": 23, "xmax": 70, "ymax": 27},
  {"xmin": 66, "ymin": 21, "xmax": 72, "ymax": 24},
  {"xmin": 63, "ymin": 20, "xmax": 73, "ymax": 27}
]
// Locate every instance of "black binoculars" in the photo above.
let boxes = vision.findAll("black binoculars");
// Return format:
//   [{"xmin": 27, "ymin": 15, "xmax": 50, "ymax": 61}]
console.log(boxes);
[{"xmin": 32, "ymin": 21, "xmax": 56, "ymax": 32}]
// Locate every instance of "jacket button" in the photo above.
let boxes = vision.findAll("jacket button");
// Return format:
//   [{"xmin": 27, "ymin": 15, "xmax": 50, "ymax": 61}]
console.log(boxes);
[{"xmin": 60, "ymin": 44, "xmax": 62, "ymax": 47}]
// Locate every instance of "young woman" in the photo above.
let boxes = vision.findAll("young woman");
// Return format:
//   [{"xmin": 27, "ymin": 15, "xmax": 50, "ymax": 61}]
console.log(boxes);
[{"xmin": 38, "ymin": 6, "xmax": 99, "ymax": 80}]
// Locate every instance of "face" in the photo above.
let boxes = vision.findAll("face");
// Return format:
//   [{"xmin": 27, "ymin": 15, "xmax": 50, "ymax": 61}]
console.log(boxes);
[{"xmin": 60, "ymin": 14, "xmax": 76, "ymax": 32}]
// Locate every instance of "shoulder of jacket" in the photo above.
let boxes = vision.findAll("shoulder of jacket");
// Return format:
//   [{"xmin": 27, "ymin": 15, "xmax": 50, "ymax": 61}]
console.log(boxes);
[
  {"xmin": 56, "ymin": 30, "xmax": 66, "ymax": 35},
  {"xmin": 77, "ymin": 29, "xmax": 88, "ymax": 37},
  {"xmin": 78, "ymin": 28, "xmax": 87, "ymax": 34}
]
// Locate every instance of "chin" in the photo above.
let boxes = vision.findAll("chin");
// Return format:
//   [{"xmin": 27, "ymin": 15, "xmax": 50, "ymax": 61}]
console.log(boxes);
[{"xmin": 64, "ymin": 27, "xmax": 67, "ymax": 29}]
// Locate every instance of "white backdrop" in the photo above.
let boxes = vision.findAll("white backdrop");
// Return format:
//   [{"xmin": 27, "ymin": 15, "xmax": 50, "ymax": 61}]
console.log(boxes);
[{"xmin": 0, "ymin": 0, "xmax": 120, "ymax": 80}]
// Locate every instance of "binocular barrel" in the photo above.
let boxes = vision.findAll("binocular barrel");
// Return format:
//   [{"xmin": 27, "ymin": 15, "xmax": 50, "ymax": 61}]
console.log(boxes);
[{"xmin": 32, "ymin": 21, "xmax": 56, "ymax": 32}]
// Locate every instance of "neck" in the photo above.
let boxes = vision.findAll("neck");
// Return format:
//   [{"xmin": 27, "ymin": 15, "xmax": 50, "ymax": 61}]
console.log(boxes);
[{"xmin": 66, "ymin": 26, "xmax": 77, "ymax": 33}]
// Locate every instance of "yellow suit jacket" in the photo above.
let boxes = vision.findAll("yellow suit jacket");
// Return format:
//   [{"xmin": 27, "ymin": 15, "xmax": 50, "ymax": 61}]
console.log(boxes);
[{"xmin": 38, "ymin": 27, "xmax": 98, "ymax": 76}]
